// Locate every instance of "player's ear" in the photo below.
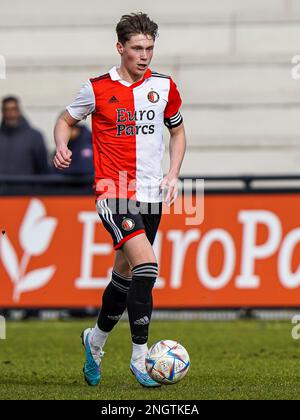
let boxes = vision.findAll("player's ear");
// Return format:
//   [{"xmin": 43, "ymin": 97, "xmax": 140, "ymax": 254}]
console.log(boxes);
[{"xmin": 116, "ymin": 42, "xmax": 124, "ymax": 55}]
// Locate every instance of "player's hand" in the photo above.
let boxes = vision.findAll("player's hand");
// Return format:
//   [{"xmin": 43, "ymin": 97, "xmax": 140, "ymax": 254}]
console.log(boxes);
[
  {"xmin": 160, "ymin": 174, "xmax": 179, "ymax": 207},
  {"xmin": 53, "ymin": 147, "xmax": 72, "ymax": 170}
]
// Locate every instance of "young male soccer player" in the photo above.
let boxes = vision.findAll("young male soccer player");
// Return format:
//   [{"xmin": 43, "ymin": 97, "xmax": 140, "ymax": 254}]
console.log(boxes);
[{"xmin": 53, "ymin": 12, "xmax": 186, "ymax": 387}]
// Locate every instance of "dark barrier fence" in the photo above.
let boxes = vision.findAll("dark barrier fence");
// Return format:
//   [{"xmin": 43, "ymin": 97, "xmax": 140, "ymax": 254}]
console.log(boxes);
[{"xmin": 1, "ymin": 173, "xmax": 300, "ymax": 195}]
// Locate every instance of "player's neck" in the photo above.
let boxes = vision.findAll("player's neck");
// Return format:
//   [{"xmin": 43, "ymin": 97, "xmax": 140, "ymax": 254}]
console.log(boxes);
[{"xmin": 117, "ymin": 66, "xmax": 144, "ymax": 84}]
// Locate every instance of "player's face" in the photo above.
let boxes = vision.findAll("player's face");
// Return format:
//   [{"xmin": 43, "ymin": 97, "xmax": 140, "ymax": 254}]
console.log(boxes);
[{"xmin": 117, "ymin": 33, "xmax": 154, "ymax": 78}]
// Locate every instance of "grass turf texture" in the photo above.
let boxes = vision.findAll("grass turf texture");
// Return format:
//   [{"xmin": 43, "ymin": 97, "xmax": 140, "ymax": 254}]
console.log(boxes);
[{"xmin": 0, "ymin": 320, "xmax": 300, "ymax": 400}]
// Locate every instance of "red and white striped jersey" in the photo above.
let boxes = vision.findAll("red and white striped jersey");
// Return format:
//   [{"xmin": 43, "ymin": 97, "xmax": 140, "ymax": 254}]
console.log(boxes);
[{"xmin": 67, "ymin": 66, "xmax": 183, "ymax": 202}]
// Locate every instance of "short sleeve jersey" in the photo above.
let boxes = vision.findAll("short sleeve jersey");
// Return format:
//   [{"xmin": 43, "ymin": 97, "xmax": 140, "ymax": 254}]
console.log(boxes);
[{"xmin": 67, "ymin": 66, "xmax": 183, "ymax": 202}]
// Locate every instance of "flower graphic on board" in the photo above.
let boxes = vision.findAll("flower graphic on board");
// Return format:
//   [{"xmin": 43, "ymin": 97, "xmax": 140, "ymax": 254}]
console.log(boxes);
[{"xmin": 0, "ymin": 199, "xmax": 57, "ymax": 302}]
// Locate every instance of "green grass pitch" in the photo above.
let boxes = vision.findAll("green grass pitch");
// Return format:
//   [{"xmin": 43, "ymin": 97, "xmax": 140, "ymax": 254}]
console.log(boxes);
[{"xmin": 0, "ymin": 319, "xmax": 300, "ymax": 400}]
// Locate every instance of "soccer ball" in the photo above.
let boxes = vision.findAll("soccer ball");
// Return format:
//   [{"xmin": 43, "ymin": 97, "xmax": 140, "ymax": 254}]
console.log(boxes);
[{"xmin": 145, "ymin": 340, "xmax": 190, "ymax": 384}]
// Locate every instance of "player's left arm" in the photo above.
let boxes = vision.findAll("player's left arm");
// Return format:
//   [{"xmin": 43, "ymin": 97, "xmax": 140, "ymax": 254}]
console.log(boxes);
[
  {"xmin": 161, "ymin": 76, "xmax": 186, "ymax": 207},
  {"xmin": 161, "ymin": 122, "xmax": 186, "ymax": 207}
]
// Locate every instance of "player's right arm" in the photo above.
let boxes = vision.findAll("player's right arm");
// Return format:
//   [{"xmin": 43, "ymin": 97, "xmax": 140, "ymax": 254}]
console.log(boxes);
[
  {"xmin": 53, "ymin": 80, "xmax": 95, "ymax": 170},
  {"xmin": 53, "ymin": 111, "xmax": 78, "ymax": 170}
]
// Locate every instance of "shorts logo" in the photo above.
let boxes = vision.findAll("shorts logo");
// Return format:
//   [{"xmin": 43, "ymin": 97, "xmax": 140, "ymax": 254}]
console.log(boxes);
[
  {"xmin": 147, "ymin": 91, "xmax": 159, "ymax": 103},
  {"xmin": 122, "ymin": 218, "xmax": 135, "ymax": 231}
]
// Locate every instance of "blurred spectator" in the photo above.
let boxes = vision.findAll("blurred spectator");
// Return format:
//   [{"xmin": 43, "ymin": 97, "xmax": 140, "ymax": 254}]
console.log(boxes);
[
  {"xmin": 52, "ymin": 123, "xmax": 94, "ymax": 175},
  {"xmin": 0, "ymin": 96, "xmax": 49, "ymax": 175}
]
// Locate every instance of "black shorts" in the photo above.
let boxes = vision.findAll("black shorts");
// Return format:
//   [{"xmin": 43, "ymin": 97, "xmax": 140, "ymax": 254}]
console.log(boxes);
[{"xmin": 96, "ymin": 198, "xmax": 162, "ymax": 250}]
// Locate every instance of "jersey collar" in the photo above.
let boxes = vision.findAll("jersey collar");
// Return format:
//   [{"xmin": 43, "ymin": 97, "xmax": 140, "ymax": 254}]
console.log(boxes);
[{"xmin": 109, "ymin": 66, "xmax": 152, "ymax": 87}]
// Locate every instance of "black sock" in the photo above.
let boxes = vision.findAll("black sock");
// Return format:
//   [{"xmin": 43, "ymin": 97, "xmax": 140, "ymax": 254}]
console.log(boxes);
[
  {"xmin": 127, "ymin": 262, "xmax": 158, "ymax": 345},
  {"xmin": 97, "ymin": 270, "xmax": 131, "ymax": 332}
]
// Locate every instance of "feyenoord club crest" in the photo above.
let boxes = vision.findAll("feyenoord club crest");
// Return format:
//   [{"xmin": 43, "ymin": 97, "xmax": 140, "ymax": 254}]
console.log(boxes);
[
  {"xmin": 122, "ymin": 218, "xmax": 135, "ymax": 231},
  {"xmin": 147, "ymin": 91, "xmax": 160, "ymax": 103}
]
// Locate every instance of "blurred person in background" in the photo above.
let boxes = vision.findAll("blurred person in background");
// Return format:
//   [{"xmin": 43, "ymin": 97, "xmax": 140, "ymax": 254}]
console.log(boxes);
[
  {"xmin": 0, "ymin": 96, "xmax": 49, "ymax": 175},
  {"xmin": 52, "ymin": 118, "xmax": 94, "ymax": 176}
]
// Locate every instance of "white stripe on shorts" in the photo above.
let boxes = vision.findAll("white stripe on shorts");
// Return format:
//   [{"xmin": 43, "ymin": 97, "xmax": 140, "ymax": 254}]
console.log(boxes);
[
  {"xmin": 103, "ymin": 199, "xmax": 124, "ymax": 242},
  {"xmin": 98, "ymin": 199, "xmax": 123, "ymax": 242}
]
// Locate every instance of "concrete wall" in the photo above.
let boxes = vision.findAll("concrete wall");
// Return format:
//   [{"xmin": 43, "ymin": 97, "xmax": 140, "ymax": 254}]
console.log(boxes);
[{"xmin": 0, "ymin": 0, "xmax": 299, "ymax": 175}]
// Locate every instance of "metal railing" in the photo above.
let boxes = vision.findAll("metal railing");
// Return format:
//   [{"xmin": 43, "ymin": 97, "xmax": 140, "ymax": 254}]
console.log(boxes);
[{"xmin": 1, "ymin": 174, "xmax": 300, "ymax": 195}]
